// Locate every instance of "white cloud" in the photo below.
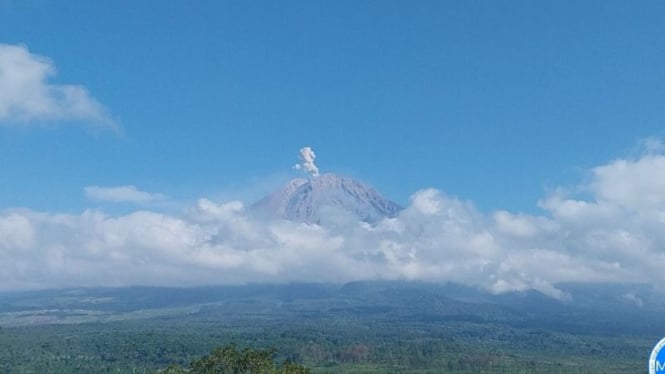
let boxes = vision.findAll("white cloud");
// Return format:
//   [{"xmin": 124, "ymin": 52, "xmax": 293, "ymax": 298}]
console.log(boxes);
[
  {"xmin": 590, "ymin": 155, "xmax": 665, "ymax": 211},
  {"xmin": 409, "ymin": 188, "xmax": 442, "ymax": 215},
  {"xmin": 3, "ymin": 141, "xmax": 665, "ymax": 296},
  {"xmin": 638, "ymin": 136, "xmax": 665, "ymax": 155},
  {"xmin": 0, "ymin": 43, "xmax": 117, "ymax": 129},
  {"xmin": 0, "ymin": 213, "xmax": 35, "ymax": 251},
  {"xmin": 84, "ymin": 185, "xmax": 166, "ymax": 204}
]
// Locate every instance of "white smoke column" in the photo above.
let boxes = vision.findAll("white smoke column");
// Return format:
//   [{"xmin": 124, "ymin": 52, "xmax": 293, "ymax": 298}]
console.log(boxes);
[{"xmin": 293, "ymin": 146, "xmax": 320, "ymax": 177}]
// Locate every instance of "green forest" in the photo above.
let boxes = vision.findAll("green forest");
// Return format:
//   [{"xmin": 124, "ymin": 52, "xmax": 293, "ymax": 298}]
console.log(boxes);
[{"xmin": 0, "ymin": 282, "xmax": 658, "ymax": 373}]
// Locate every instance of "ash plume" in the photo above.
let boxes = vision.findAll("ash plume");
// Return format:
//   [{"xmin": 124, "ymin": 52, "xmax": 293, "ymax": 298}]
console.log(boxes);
[{"xmin": 293, "ymin": 146, "xmax": 320, "ymax": 177}]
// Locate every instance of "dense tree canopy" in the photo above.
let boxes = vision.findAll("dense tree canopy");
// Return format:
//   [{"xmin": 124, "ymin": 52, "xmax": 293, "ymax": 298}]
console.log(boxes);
[{"xmin": 159, "ymin": 344, "xmax": 311, "ymax": 374}]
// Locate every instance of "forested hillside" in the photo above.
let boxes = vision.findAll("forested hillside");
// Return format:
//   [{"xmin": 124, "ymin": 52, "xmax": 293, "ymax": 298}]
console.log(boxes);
[{"xmin": 0, "ymin": 281, "xmax": 658, "ymax": 373}]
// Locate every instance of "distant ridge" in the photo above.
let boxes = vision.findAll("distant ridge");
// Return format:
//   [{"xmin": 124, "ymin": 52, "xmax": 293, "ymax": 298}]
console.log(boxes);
[{"xmin": 251, "ymin": 173, "xmax": 402, "ymax": 224}]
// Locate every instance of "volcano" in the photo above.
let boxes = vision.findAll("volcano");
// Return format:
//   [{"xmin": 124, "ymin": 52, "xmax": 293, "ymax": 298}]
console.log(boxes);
[{"xmin": 251, "ymin": 173, "xmax": 402, "ymax": 224}]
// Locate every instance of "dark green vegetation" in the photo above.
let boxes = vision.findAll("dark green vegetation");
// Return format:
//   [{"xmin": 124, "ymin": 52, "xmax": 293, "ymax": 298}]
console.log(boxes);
[
  {"xmin": 161, "ymin": 344, "xmax": 310, "ymax": 373},
  {"xmin": 0, "ymin": 281, "xmax": 661, "ymax": 373}
]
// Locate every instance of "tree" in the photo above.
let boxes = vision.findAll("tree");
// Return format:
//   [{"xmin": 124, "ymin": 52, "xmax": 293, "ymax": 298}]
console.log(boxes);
[{"xmin": 157, "ymin": 344, "xmax": 311, "ymax": 374}]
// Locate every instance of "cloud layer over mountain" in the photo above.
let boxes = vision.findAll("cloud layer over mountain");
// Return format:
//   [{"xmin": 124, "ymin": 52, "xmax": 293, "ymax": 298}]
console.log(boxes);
[{"xmin": 1, "ymin": 142, "xmax": 664, "ymax": 297}]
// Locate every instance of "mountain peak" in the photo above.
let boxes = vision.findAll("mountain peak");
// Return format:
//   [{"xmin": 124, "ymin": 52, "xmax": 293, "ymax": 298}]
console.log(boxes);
[{"xmin": 251, "ymin": 173, "xmax": 401, "ymax": 224}]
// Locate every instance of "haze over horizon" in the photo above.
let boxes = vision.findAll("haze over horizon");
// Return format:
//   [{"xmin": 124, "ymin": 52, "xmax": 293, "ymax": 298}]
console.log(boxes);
[{"xmin": 2, "ymin": 1, "xmax": 665, "ymax": 297}]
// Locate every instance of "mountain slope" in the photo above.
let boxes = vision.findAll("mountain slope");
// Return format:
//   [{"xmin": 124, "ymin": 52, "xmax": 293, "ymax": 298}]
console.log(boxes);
[{"xmin": 252, "ymin": 173, "xmax": 401, "ymax": 224}]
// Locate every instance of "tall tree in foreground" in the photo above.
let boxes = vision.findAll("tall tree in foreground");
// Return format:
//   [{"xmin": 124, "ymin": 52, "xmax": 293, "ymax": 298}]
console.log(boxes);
[{"xmin": 158, "ymin": 344, "xmax": 311, "ymax": 374}]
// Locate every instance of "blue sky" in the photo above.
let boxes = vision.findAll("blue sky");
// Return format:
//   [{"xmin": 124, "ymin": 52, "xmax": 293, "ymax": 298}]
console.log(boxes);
[
  {"xmin": 1, "ymin": 1, "xmax": 664, "ymax": 212},
  {"xmin": 3, "ymin": 1, "xmax": 665, "ymax": 292}
]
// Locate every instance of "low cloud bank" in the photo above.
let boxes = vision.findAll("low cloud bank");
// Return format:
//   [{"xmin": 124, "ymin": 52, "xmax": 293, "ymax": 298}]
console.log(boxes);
[{"xmin": 2, "ymin": 146, "xmax": 665, "ymax": 297}]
